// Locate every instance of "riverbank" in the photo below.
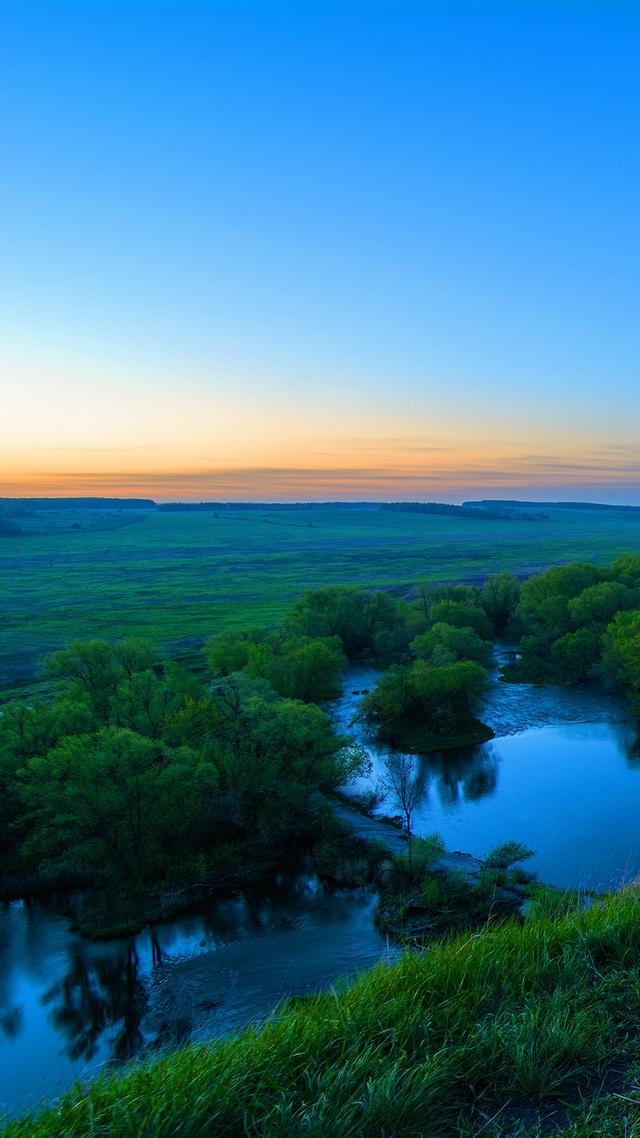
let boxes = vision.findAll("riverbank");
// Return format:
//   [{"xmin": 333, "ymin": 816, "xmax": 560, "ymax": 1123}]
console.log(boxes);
[{"xmin": 6, "ymin": 888, "xmax": 640, "ymax": 1138}]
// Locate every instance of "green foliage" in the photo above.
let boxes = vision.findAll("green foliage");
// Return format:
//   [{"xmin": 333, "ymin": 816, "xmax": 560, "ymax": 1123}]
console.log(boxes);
[
  {"xmin": 411, "ymin": 621, "xmax": 492, "ymax": 667},
  {"xmin": 0, "ymin": 632, "xmax": 363, "ymax": 907},
  {"xmin": 364, "ymin": 659, "xmax": 489, "ymax": 748},
  {"xmin": 206, "ymin": 627, "xmax": 347, "ymax": 702},
  {"xmin": 393, "ymin": 832, "xmax": 445, "ymax": 875},
  {"xmin": 261, "ymin": 635, "xmax": 346, "ymax": 702},
  {"xmin": 602, "ymin": 609, "xmax": 640, "ymax": 712},
  {"xmin": 567, "ymin": 580, "xmax": 634, "ymax": 629},
  {"xmin": 20, "ymin": 728, "xmax": 211, "ymax": 888},
  {"xmin": 205, "ymin": 626, "xmax": 267, "ymax": 676},
  {"xmin": 485, "ymin": 840, "xmax": 535, "ymax": 869},
  {"xmin": 480, "ymin": 571, "xmax": 521, "ymax": 632},
  {"xmin": 286, "ymin": 585, "xmax": 403, "ymax": 661},
  {"xmin": 550, "ymin": 627, "xmax": 601, "ymax": 683},
  {"xmin": 427, "ymin": 600, "xmax": 493, "ymax": 640},
  {"xmin": 526, "ymin": 884, "xmax": 586, "ymax": 921},
  {"xmin": 45, "ymin": 639, "xmax": 123, "ymax": 719},
  {"xmin": 507, "ymin": 558, "xmax": 640, "ymax": 703}
]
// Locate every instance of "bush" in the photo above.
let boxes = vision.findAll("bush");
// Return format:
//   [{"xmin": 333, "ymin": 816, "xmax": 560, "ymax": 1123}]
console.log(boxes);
[{"xmin": 485, "ymin": 841, "xmax": 535, "ymax": 870}]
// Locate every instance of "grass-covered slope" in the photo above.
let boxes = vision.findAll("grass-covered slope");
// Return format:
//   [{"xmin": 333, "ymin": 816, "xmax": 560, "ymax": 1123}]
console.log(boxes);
[{"xmin": 7, "ymin": 891, "xmax": 640, "ymax": 1137}]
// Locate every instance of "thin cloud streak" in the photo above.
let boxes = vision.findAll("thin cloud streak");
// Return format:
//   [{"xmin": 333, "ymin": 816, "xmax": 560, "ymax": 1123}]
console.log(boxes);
[{"xmin": 4, "ymin": 455, "xmax": 640, "ymax": 503}]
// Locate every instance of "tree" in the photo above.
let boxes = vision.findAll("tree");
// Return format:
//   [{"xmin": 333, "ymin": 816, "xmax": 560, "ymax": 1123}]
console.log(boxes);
[
  {"xmin": 427, "ymin": 602, "xmax": 493, "ymax": 641},
  {"xmin": 46, "ymin": 640, "xmax": 122, "ymax": 720},
  {"xmin": 550, "ymin": 628, "xmax": 601, "ymax": 683},
  {"xmin": 568, "ymin": 582, "xmax": 632, "ymax": 630},
  {"xmin": 410, "ymin": 622, "xmax": 492, "ymax": 667},
  {"xmin": 207, "ymin": 629, "xmax": 346, "ymax": 703},
  {"xmin": 286, "ymin": 586, "xmax": 400, "ymax": 660},
  {"xmin": 602, "ymin": 611, "xmax": 640, "ymax": 712},
  {"xmin": 481, "ymin": 573, "xmax": 520, "ymax": 633},
  {"xmin": 20, "ymin": 728, "xmax": 212, "ymax": 888},
  {"xmin": 363, "ymin": 660, "xmax": 489, "ymax": 747},
  {"xmin": 381, "ymin": 753, "xmax": 422, "ymax": 868},
  {"xmin": 266, "ymin": 636, "xmax": 346, "ymax": 702},
  {"xmin": 206, "ymin": 628, "xmax": 268, "ymax": 677}
]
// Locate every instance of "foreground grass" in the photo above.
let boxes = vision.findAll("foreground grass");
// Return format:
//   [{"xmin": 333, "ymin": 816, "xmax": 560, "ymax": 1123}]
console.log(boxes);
[{"xmin": 8, "ymin": 891, "xmax": 640, "ymax": 1136}]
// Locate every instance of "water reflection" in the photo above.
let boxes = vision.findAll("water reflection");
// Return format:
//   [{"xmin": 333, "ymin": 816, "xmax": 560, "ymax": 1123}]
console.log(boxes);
[
  {"xmin": 423, "ymin": 746, "xmax": 499, "ymax": 807},
  {"xmin": 0, "ymin": 880, "xmax": 394, "ymax": 1117},
  {"xmin": 615, "ymin": 721, "xmax": 640, "ymax": 766},
  {"xmin": 0, "ymin": 1007, "xmax": 22, "ymax": 1039},
  {"xmin": 42, "ymin": 942, "xmax": 148, "ymax": 1063}
]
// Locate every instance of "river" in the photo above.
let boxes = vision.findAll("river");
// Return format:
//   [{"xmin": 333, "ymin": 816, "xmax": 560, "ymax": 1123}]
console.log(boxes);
[
  {"xmin": 1, "ymin": 656, "xmax": 639, "ymax": 1117},
  {"xmin": 0, "ymin": 876, "xmax": 395, "ymax": 1117},
  {"xmin": 334, "ymin": 651, "xmax": 640, "ymax": 891}
]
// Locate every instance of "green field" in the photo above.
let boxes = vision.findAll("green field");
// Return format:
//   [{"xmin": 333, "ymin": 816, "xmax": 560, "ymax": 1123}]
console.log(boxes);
[{"xmin": 3, "ymin": 502, "xmax": 640, "ymax": 698}]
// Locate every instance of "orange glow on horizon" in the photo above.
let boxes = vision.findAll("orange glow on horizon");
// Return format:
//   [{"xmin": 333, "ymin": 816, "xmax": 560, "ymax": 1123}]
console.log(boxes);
[{"xmin": 3, "ymin": 440, "xmax": 640, "ymax": 502}]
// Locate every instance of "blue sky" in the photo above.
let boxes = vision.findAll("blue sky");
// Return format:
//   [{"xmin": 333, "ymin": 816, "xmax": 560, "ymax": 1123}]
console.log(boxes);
[{"xmin": 2, "ymin": 1, "xmax": 640, "ymax": 500}]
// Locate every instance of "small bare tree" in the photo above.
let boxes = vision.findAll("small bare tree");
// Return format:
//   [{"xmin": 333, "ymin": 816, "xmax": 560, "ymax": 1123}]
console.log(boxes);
[{"xmin": 381, "ymin": 752, "xmax": 421, "ymax": 869}]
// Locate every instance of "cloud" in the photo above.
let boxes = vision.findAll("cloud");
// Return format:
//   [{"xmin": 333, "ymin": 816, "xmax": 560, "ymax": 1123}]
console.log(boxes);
[{"xmin": 3, "ymin": 458, "xmax": 640, "ymax": 503}]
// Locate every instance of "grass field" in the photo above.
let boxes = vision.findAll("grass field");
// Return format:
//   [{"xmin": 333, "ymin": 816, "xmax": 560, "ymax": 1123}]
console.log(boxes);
[{"xmin": 3, "ymin": 502, "xmax": 640, "ymax": 699}]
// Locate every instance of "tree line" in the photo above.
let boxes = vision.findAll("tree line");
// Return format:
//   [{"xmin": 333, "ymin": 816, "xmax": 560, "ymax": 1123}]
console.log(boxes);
[
  {"xmin": 504, "ymin": 555, "xmax": 640, "ymax": 710},
  {"xmin": 0, "ymin": 576, "xmax": 522, "ymax": 919}
]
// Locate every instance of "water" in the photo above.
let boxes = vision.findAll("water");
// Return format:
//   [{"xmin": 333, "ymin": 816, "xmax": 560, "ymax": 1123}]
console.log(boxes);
[
  {"xmin": 0, "ymin": 877, "xmax": 395, "ymax": 1117},
  {"xmin": 2, "ymin": 658, "xmax": 639, "ymax": 1116},
  {"xmin": 336, "ymin": 659, "xmax": 640, "ymax": 891}
]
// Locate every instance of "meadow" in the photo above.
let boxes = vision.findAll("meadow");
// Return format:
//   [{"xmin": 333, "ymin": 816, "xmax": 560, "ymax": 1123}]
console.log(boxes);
[{"xmin": 3, "ymin": 501, "xmax": 640, "ymax": 699}]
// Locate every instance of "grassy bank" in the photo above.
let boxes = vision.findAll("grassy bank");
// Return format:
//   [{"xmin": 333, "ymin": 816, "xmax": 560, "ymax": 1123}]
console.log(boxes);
[{"xmin": 7, "ymin": 890, "xmax": 640, "ymax": 1136}]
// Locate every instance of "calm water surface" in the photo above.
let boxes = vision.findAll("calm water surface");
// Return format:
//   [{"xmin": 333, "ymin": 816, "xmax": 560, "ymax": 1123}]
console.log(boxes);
[
  {"xmin": 0, "ymin": 878, "xmax": 394, "ymax": 1117},
  {"xmin": 336, "ymin": 658, "xmax": 640, "ymax": 891},
  {"xmin": 2, "ymin": 657, "xmax": 640, "ymax": 1116}
]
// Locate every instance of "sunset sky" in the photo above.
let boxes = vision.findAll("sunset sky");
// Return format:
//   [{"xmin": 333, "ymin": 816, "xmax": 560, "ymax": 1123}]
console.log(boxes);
[{"xmin": 2, "ymin": 1, "xmax": 640, "ymax": 502}]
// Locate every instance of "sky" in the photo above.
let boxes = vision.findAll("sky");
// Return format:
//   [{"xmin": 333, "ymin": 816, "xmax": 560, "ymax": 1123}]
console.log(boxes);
[{"xmin": 2, "ymin": 0, "xmax": 640, "ymax": 503}]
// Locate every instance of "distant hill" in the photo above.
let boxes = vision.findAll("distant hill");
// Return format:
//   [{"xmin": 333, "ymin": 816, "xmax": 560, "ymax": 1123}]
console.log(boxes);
[
  {"xmin": 0, "ymin": 497, "xmax": 155, "ymax": 511},
  {"xmin": 157, "ymin": 501, "xmax": 381, "ymax": 511},
  {"xmin": 381, "ymin": 501, "xmax": 548, "ymax": 520},
  {"xmin": 464, "ymin": 499, "xmax": 640, "ymax": 512}
]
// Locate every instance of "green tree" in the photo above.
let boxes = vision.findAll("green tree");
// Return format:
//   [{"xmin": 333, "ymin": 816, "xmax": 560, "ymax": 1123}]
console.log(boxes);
[
  {"xmin": 602, "ymin": 611, "xmax": 640, "ymax": 712},
  {"xmin": 410, "ymin": 622, "xmax": 492, "ymax": 667},
  {"xmin": 550, "ymin": 628, "xmax": 601, "ymax": 684},
  {"xmin": 266, "ymin": 636, "xmax": 346, "ymax": 702},
  {"xmin": 20, "ymin": 727, "xmax": 211, "ymax": 888},
  {"xmin": 45, "ymin": 640, "xmax": 122, "ymax": 720},
  {"xmin": 568, "ymin": 582, "xmax": 632, "ymax": 629},
  {"xmin": 206, "ymin": 628, "xmax": 269, "ymax": 677},
  {"xmin": 364, "ymin": 660, "xmax": 489, "ymax": 747},
  {"xmin": 427, "ymin": 602, "xmax": 493, "ymax": 641},
  {"xmin": 286, "ymin": 586, "xmax": 400, "ymax": 660},
  {"xmin": 481, "ymin": 573, "xmax": 521, "ymax": 633}
]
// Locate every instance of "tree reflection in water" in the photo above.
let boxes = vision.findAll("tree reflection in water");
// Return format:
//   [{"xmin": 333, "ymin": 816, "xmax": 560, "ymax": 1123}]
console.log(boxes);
[
  {"xmin": 42, "ymin": 941, "xmax": 148, "ymax": 1062},
  {"xmin": 0, "ymin": 1006, "xmax": 22, "ymax": 1039},
  {"xmin": 424, "ymin": 745, "xmax": 499, "ymax": 807}
]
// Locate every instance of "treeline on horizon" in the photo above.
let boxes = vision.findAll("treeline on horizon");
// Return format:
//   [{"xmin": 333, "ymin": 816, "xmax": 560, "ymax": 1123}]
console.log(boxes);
[
  {"xmin": 380, "ymin": 501, "xmax": 548, "ymax": 520},
  {"xmin": 3, "ymin": 495, "xmax": 640, "ymax": 514}
]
